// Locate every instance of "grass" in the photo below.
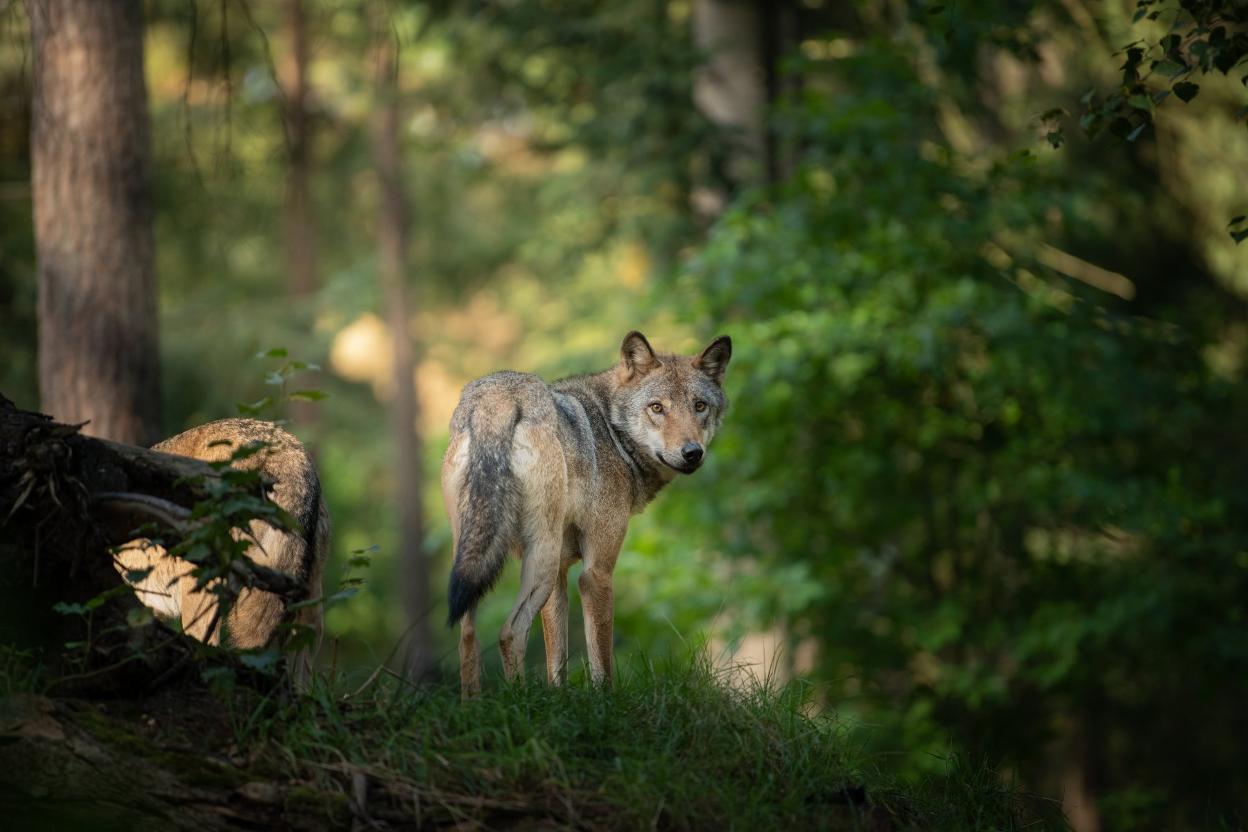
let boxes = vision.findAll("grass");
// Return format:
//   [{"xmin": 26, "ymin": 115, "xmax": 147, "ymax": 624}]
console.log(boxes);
[
  {"xmin": 1, "ymin": 643, "xmax": 1065, "ymax": 829},
  {"xmin": 221, "ymin": 652, "xmax": 1065, "ymax": 830}
]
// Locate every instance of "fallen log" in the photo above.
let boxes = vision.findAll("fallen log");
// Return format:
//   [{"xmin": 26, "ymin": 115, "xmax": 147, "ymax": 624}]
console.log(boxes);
[{"xmin": 0, "ymin": 394, "xmax": 300, "ymax": 695}]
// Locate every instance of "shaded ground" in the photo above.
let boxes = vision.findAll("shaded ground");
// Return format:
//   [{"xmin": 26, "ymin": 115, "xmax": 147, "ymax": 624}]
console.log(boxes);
[{"xmin": 0, "ymin": 656, "xmax": 1064, "ymax": 831}]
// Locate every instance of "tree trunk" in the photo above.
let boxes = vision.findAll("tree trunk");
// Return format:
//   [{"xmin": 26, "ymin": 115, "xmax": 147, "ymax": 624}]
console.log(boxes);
[
  {"xmin": 691, "ymin": 0, "xmax": 766, "ymax": 217},
  {"xmin": 283, "ymin": 0, "xmax": 316, "ymax": 299},
  {"xmin": 759, "ymin": 0, "xmax": 800, "ymax": 183},
  {"xmin": 29, "ymin": 0, "xmax": 160, "ymax": 446},
  {"xmin": 281, "ymin": 0, "xmax": 321, "ymax": 428},
  {"xmin": 373, "ymin": 31, "xmax": 434, "ymax": 680}
]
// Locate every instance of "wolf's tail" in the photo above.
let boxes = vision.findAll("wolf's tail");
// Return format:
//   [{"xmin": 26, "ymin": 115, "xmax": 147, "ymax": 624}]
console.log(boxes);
[{"xmin": 447, "ymin": 397, "xmax": 522, "ymax": 625}]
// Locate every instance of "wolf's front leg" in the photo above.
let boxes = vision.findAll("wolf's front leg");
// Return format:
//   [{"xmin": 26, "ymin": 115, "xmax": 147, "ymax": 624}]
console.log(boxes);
[
  {"xmin": 541, "ymin": 564, "xmax": 570, "ymax": 684},
  {"xmin": 578, "ymin": 566, "xmax": 615, "ymax": 685},
  {"xmin": 578, "ymin": 527, "xmax": 624, "ymax": 686}
]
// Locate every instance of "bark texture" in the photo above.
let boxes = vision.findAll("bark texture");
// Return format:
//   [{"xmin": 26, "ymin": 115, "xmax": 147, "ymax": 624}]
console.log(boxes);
[
  {"xmin": 373, "ymin": 32, "xmax": 434, "ymax": 680},
  {"xmin": 281, "ymin": 0, "xmax": 321, "ymax": 429},
  {"xmin": 29, "ymin": 0, "xmax": 160, "ymax": 446},
  {"xmin": 0, "ymin": 693, "xmax": 351, "ymax": 831},
  {"xmin": 282, "ymin": 0, "xmax": 317, "ymax": 299},
  {"xmin": 692, "ymin": 0, "xmax": 766, "ymax": 211}
]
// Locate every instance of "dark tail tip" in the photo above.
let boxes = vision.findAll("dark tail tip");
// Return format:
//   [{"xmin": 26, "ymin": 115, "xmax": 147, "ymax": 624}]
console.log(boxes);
[{"xmin": 447, "ymin": 566, "xmax": 481, "ymax": 627}]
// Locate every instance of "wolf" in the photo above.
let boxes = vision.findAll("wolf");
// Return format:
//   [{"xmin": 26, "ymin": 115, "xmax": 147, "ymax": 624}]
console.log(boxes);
[
  {"xmin": 114, "ymin": 419, "xmax": 329, "ymax": 683},
  {"xmin": 443, "ymin": 330, "xmax": 732, "ymax": 695}
]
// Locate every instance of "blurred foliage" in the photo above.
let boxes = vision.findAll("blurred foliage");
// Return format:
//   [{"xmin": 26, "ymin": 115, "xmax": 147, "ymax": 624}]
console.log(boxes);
[
  {"xmin": 654, "ymin": 7, "xmax": 1248, "ymax": 829},
  {"xmin": 2, "ymin": 0, "xmax": 1248, "ymax": 827}
]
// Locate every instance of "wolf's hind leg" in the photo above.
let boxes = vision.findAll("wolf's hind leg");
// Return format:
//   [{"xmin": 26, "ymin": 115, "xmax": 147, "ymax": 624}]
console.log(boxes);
[
  {"xmin": 459, "ymin": 608, "xmax": 482, "ymax": 699},
  {"xmin": 499, "ymin": 421, "xmax": 566, "ymax": 681},
  {"xmin": 540, "ymin": 564, "xmax": 570, "ymax": 685},
  {"xmin": 499, "ymin": 538, "xmax": 560, "ymax": 681}
]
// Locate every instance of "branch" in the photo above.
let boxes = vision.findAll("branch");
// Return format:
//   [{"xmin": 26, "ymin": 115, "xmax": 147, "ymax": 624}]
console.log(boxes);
[{"xmin": 92, "ymin": 491, "xmax": 307, "ymax": 600}]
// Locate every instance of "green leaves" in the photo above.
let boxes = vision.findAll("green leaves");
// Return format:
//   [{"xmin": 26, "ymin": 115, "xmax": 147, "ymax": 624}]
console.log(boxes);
[
  {"xmin": 1152, "ymin": 59, "xmax": 1187, "ymax": 78},
  {"xmin": 1172, "ymin": 81, "xmax": 1200, "ymax": 102},
  {"xmin": 1228, "ymin": 214, "xmax": 1248, "ymax": 243},
  {"xmin": 235, "ymin": 348, "xmax": 327, "ymax": 419},
  {"xmin": 126, "ymin": 606, "xmax": 155, "ymax": 628},
  {"xmin": 236, "ymin": 396, "xmax": 276, "ymax": 417}
]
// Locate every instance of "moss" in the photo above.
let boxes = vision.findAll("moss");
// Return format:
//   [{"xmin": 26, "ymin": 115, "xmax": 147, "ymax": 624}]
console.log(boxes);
[
  {"xmin": 66, "ymin": 698, "xmax": 249, "ymax": 791},
  {"xmin": 70, "ymin": 702, "xmax": 147, "ymax": 749},
  {"xmin": 284, "ymin": 784, "xmax": 353, "ymax": 826}
]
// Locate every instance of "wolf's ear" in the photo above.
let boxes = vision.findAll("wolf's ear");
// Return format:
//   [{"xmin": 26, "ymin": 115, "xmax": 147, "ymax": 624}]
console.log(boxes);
[
  {"xmin": 620, "ymin": 331, "xmax": 659, "ymax": 378},
  {"xmin": 694, "ymin": 335, "xmax": 732, "ymax": 385}
]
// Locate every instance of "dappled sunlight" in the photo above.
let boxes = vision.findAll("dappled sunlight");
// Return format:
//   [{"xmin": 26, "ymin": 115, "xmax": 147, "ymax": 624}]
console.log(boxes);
[{"xmin": 3, "ymin": 0, "xmax": 1248, "ymax": 826}]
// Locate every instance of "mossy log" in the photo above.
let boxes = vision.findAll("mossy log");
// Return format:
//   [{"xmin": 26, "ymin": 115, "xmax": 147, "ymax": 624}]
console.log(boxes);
[
  {"xmin": 0, "ymin": 693, "xmax": 353, "ymax": 831},
  {"xmin": 0, "ymin": 690, "xmax": 562, "ymax": 831}
]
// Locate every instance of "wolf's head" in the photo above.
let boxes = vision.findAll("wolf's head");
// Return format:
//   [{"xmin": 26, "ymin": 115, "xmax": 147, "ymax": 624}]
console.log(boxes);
[{"xmin": 611, "ymin": 330, "xmax": 732, "ymax": 475}]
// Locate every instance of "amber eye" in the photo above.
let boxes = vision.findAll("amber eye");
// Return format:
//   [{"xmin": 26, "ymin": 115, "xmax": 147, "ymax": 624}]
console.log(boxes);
[
  {"xmin": 694, "ymin": 400, "xmax": 708, "ymax": 413},
  {"xmin": 649, "ymin": 402, "xmax": 664, "ymax": 414}
]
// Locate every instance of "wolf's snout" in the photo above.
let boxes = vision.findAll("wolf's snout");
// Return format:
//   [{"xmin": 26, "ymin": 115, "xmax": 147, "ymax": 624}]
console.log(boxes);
[{"xmin": 681, "ymin": 443, "xmax": 704, "ymax": 464}]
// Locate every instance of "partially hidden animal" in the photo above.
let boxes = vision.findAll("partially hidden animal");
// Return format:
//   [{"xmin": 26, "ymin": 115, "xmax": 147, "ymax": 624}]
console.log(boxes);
[
  {"xmin": 443, "ymin": 330, "xmax": 732, "ymax": 696},
  {"xmin": 114, "ymin": 418, "xmax": 329, "ymax": 683}
]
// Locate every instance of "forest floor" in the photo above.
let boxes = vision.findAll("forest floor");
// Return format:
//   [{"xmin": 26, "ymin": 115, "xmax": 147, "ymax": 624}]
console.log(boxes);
[{"xmin": 0, "ymin": 651, "xmax": 1064, "ymax": 831}]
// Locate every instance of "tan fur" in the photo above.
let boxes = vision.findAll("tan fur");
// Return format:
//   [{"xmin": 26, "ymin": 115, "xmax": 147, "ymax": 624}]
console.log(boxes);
[
  {"xmin": 115, "ymin": 419, "xmax": 329, "ymax": 686},
  {"xmin": 444, "ymin": 332, "xmax": 731, "ymax": 696}
]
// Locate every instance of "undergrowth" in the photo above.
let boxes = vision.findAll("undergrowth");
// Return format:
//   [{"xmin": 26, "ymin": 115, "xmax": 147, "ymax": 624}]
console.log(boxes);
[{"xmin": 222, "ymin": 652, "xmax": 1065, "ymax": 831}]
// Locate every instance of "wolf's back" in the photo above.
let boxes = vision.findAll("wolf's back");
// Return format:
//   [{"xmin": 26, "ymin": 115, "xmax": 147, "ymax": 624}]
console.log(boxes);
[{"xmin": 446, "ymin": 387, "xmax": 523, "ymax": 624}]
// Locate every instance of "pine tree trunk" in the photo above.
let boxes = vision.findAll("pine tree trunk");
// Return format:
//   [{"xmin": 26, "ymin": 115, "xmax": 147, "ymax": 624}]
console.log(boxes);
[
  {"xmin": 373, "ymin": 33, "xmax": 434, "ymax": 680},
  {"xmin": 29, "ymin": 0, "xmax": 160, "ymax": 445},
  {"xmin": 691, "ymin": 0, "xmax": 766, "ymax": 216},
  {"xmin": 283, "ymin": 0, "xmax": 316, "ymax": 299},
  {"xmin": 282, "ymin": 0, "xmax": 320, "ymax": 428}
]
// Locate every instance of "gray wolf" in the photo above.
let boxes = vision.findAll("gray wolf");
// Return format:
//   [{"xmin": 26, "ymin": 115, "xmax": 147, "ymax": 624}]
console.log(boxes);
[
  {"xmin": 443, "ymin": 330, "xmax": 732, "ymax": 695},
  {"xmin": 115, "ymin": 419, "xmax": 329, "ymax": 683}
]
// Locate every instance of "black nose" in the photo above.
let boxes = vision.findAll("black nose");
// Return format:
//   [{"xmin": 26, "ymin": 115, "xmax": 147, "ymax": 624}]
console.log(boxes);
[{"xmin": 681, "ymin": 443, "xmax": 704, "ymax": 464}]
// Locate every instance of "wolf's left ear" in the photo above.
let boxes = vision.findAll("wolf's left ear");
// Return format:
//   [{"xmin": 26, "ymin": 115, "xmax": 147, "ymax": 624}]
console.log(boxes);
[
  {"xmin": 694, "ymin": 335, "xmax": 732, "ymax": 385},
  {"xmin": 621, "ymin": 330, "xmax": 659, "ymax": 378}
]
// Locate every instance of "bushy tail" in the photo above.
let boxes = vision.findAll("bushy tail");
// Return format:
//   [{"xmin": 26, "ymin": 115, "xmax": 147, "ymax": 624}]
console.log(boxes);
[{"xmin": 447, "ymin": 400, "xmax": 521, "ymax": 625}]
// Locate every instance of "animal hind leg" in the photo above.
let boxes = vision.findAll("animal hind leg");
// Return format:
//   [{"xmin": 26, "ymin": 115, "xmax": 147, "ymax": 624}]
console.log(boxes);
[
  {"xmin": 498, "ymin": 422, "xmax": 566, "ymax": 681},
  {"xmin": 499, "ymin": 536, "xmax": 561, "ymax": 681},
  {"xmin": 459, "ymin": 608, "xmax": 482, "ymax": 699}
]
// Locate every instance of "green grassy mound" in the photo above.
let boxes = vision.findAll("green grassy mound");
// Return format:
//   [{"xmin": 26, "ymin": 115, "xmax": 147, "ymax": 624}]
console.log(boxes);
[{"xmin": 1, "ymin": 652, "xmax": 1064, "ymax": 830}]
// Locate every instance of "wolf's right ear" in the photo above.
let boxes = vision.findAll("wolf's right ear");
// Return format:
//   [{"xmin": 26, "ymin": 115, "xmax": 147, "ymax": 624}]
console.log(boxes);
[{"xmin": 620, "ymin": 331, "xmax": 659, "ymax": 378}]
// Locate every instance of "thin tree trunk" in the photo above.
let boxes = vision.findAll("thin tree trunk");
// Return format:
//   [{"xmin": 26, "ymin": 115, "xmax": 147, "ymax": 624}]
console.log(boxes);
[
  {"xmin": 29, "ymin": 0, "xmax": 159, "ymax": 445},
  {"xmin": 373, "ymin": 28, "xmax": 434, "ymax": 680},
  {"xmin": 283, "ymin": 0, "xmax": 316, "ymax": 299},
  {"xmin": 691, "ymin": 0, "xmax": 766, "ymax": 217},
  {"xmin": 759, "ymin": 0, "xmax": 800, "ymax": 183},
  {"xmin": 282, "ymin": 0, "xmax": 320, "ymax": 428}
]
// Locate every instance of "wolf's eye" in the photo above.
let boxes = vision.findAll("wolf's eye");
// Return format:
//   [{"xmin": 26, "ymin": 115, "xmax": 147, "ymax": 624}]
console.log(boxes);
[
  {"xmin": 694, "ymin": 400, "xmax": 707, "ymax": 413},
  {"xmin": 649, "ymin": 402, "xmax": 664, "ymax": 414}
]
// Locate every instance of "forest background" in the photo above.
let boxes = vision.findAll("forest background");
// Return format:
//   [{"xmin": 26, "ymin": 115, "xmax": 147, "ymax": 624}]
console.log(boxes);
[{"xmin": 2, "ymin": 1, "xmax": 1248, "ymax": 830}]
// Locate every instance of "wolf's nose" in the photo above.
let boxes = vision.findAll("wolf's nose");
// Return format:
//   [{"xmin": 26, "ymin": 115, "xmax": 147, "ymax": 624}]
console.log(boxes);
[{"xmin": 681, "ymin": 443, "xmax": 704, "ymax": 464}]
